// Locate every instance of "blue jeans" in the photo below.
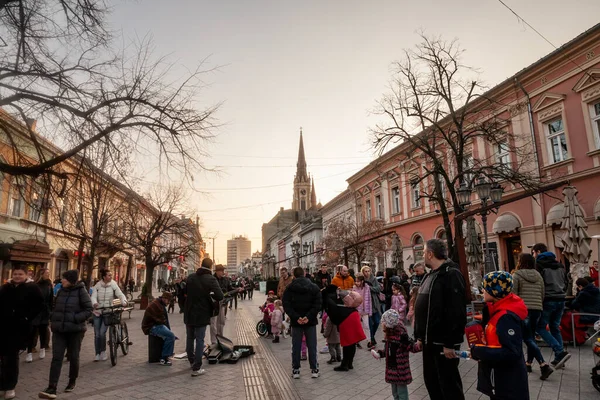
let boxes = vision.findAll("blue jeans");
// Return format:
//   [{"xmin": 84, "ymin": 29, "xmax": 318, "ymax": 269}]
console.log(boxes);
[
  {"xmin": 391, "ymin": 384, "xmax": 409, "ymax": 400},
  {"xmin": 368, "ymin": 311, "xmax": 381, "ymax": 342},
  {"xmin": 536, "ymin": 300, "xmax": 565, "ymax": 355},
  {"xmin": 291, "ymin": 325, "xmax": 318, "ymax": 370},
  {"xmin": 523, "ymin": 309, "xmax": 545, "ymax": 364},
  {"xmin": 150, "ymin": 325, "xmax": 176, "ymax": 359},
  {"xmin": 186, "ymin": 325, "xmax": 207, "ymax": 371},
  {"xmin": 93, "ymin": 315, "xmax": 108, "ymax": 355}
]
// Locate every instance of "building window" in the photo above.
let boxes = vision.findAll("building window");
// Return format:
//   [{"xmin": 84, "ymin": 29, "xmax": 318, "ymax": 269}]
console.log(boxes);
[
  {"xmin": 591, "ymin": 101, "xmax": 600, "ymax": 149},
  {"xmin": 366, "ymin": 200, "xmax": 372, "ymax": 220},
  {"xmin": 413, "ymin": 235, "xmax": 424, "ymax": 261},
  {"xmin": 10, "ymin": 192, "xmax": 23, "ymax": 217},
  {"xmin": 435, "ymin": 174, "xmax": 446, "ymax": 199},
  {"xmin": 546, "ymin": 118, "xmax": 568, "ymax": 163},
  {"xmin": 462, "ymin": 155, "xmax": 473, "ymax": 187},
  {"xmin": 391, "ymin": 187, "xmax": 400, "ymax": 214},
  {"xmin": 497, "ymin": 141, "xmax": 510, "ymax": 165},
  {"xmin": 375, "ymin": 195, "xmax": 383, "ymax": 219},
  {"xmin": 30, "ymin": 192, "xmax": 43, "ymax": 222},
  {"xmin": 411, "ymin": 181, "xmax": 420, "ymax": 209}
]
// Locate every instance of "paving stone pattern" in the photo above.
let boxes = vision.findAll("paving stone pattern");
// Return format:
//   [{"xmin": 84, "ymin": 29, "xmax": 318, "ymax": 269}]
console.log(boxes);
[{"xmin": 9, "ymin": 292, "xmax": 600, "ymax": 399}]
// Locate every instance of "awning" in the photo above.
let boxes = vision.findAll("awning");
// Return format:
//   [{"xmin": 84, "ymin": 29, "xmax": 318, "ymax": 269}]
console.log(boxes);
[
  {"xmin": 595, "ymin": 199, "xmax": 600, "ymax": 220},
  {"xmin": 492, "ymin": 214, "xmax": 521, "ymax": 234},
  {"xmin": 2, "ymin": 239, "xmax": 52, "ymax": 263},
  {"xmin": 547, "ymin": 203, "xmax": 565, "ymax": 226}
]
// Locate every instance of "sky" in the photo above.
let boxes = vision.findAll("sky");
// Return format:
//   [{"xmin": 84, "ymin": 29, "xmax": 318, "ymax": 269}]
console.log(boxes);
[{"xmin": 109, "ymin": 0, "xmax": 600, "ymax": 263}]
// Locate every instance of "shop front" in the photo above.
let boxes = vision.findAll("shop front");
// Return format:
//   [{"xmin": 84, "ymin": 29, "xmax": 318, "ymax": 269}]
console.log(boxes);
[{"xmin": 0, "ymin": 239, "xmax": 52, "ymax": 283}]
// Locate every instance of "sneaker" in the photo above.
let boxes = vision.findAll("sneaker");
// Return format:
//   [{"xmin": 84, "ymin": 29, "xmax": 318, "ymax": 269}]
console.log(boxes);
[
  {"xmin": 159, "ymin": 358, "xmax": 172, "ymax": 366},
  {"xmin": 5, "ymin": 390, "xmax": 16, "ymax": 399},
  {"xmin": 39, "ymin": 348, "xmax": 46, "ymax": 359},
  {"xmin": 551, "ymin": 351, "xmax": 571, "ymax": 370},
  {"xmin": 319, "ymin": 345, "xmax": 329, "ymax": 354},
  {"xmin": 26, "ymin": 353, "xmax": 33, "ymax": 363},
  {"xmin": 333, "ymin": 365, "xmax": 349, "ymax": 372},
  {"xmin": 311, "ymin": 369, "xmax": 320, "ymax": 378},
  {"xmin": 540, "ymin": 364, "xmax": 554, "ymax": 381},
  {"xmin": 191, "ymin": 368, "xmax": 205, "ymax": 377},
  {"xmin": 65, "ymin": 381, "xmax": 76, "ymax": 392},
  {"xmin": 38, "ymin": 387, "xmax": 57, "ymax": 399},
  {"xmin": 94, "ymin": 354, "xmax": 100, "ymax": 362},
  {"xmin": 292, "ymin": 369, "xmax": 300, "ymax": 379},
  {"xmin": 100, "ymin": 351, "xmax": 108, "ymax": 361}
]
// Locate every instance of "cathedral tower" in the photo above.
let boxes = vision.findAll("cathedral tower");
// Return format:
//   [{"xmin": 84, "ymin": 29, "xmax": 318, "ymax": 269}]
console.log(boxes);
[{"xmin": 292, "ymin": 128, "xmax": 313, "ymax": 211}]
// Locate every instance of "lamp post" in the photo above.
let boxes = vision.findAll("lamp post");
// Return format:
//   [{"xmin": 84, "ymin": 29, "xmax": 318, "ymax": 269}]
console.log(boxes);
[
  {"xmin": 458, "ymin": 177, "xmax": 503, "ymax": 273},
  {"xmin": 291, "ymin": 241, "xmax": 301, "ymax": 267}
]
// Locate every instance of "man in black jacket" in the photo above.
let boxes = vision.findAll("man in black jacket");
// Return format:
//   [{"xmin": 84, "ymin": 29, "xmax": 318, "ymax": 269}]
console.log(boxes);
[
  {"xmin": 210, "ymin": 264, "xmax": 236, "ymax": 344},
  {"xmin": 184, "ymin": 258, "xmax": 223, "ymax": 377},
  {"xmin": 314, "ymin": 264, "xmax": 331, "ymax": 289},
  {"xmin": 282, "ymin": 267, "xmax": 321, "ymax": 379},
  {"xmin": 414, "ymin": 239, "xmax": 466, "ymax": 400}
]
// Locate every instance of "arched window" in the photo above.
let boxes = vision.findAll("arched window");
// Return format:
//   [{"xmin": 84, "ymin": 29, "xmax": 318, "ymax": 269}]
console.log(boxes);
[
  {"xmin": 413, "ymin": 235, "xmax": 424, "ymax": 261},
  {"xmin": 437, "ymin": 229, "xmax": 447, "ymax": 241}
]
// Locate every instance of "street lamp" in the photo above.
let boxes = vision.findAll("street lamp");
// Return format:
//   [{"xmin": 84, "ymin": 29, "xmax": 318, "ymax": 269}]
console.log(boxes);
[
  {"xmin": 473, "ymin": 177, "xmax": 504, "ymax": 273},
  {"xmin": 291, "ymin": 241, "xmax": 301, "ymax": 267}
]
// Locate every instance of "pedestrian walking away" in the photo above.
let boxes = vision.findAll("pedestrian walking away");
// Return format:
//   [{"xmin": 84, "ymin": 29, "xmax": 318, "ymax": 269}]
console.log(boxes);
[
  {"xmin": 413, "ymin": 239, "xmax": 466, "ymax": 400},
  {"xmin": 282, "ymin": 266, "xmax": 322, "ymax": 379},
  {"xmin": 39, "ymin": 269, "xmax": 93, "ymax": 399},
  {"xmin": 91, "ymin": 269, "xmax": 128, "ymax": 362},
  {"xmin": 27, "ymin": 268, "xmax": 54, "ymax": 363},
  {"xmin": 142, "ymin": 292, "xmax": 177, "ymax": 366},
  {"xmin": 0, "ymin": 265, "xmax": 43, "ymax": 400},
  {"xmin": 184, "ymin": 258, "xmax": 224, "ymax": 376}
]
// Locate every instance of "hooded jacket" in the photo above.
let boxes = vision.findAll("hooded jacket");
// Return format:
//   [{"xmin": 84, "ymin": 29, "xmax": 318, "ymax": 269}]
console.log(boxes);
[
  {"xmin": 91, "ymin": 279, "xmax": 128, "ymax": 316},
  {"xmin": 0, "ymin": 280, "xmax": 43, "ymax": 354},
  {"xmin": 471, "ymin": 293, "xmax": 529, "ymax": 400},
  {"xmin": 512, "ymin": 269, "xmax": 544, "ymax": 311},
  {"xmin": 571, "ymin": 284, "xmax": 600, "ymax": 322},
  {"xmin": 331, "ymin": 273, "xmax": 354, "ymax": 290},
  {"xmin": 51, "ymin": 282, "xmax": 93, "ymax": 333},
  {"xmin": 413, "ymin": 260, "xmax": 467, "ymax": 347},
  {"xmin": 282, "ymin": 277, "xmax": 321, "ymax": 327},
  {"xmin": 535, "ymin": 252, "xmax": 567, "ymax": 301},
  {"xmin": 184, "ymin": 268, "xmax": 224, "ymax": 327}
]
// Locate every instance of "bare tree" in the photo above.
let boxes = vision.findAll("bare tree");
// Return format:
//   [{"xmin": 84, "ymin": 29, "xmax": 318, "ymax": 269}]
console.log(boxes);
[
  {"xmin": 0, "ymin": 0, "xmax": 218, "ymax": 181},
  {"xmin": 321, "ymin": 217, "xmax": 387, "ymax": 270},
  {"xmin": 122, "ymin": 185, "xmax": 199, "ymax": 297},
  {"xmin": 371, "ymin": 35, "xmax": 539, "ymax": 263}
]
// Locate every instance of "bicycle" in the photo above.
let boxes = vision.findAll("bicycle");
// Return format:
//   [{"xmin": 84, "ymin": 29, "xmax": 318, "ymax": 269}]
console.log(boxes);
[{"xmin": 98, "ymin": 305, "xmax": 130, "ymax": 366}]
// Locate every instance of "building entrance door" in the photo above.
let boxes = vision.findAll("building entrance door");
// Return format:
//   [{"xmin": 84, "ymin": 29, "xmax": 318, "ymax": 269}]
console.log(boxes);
[{"xmin": 504, "ymin": 235, "xmax": 522, "ymax": 272}]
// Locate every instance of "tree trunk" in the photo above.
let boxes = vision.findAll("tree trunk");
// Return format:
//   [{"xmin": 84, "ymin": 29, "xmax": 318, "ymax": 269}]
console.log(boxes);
[
  {"xmin": 124, "ymin": 254, "xmax": 133, "ymax": 296},
  {"xmin": 144, "ymin": 262, "xmax": 156, "ymax": 298}
]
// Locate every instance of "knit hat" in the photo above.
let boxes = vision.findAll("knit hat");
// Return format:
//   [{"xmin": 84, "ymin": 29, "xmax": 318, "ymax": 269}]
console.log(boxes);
[
  {"xmin": 482, "ymin": 271, "xmax": 513, "ymax": 299},
  {"xmin": 62, "ymin": 270, "xmax": 79, "ymax": 285},
  {"xmin": 381, "ymin": 309, "xmax": 401, "ymax": 329}
]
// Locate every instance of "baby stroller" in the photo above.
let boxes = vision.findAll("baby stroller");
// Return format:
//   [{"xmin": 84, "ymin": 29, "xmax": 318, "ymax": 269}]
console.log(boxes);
[{"xmin": 256, "ymin": 319, "xmax": 268, "ymax": 337}]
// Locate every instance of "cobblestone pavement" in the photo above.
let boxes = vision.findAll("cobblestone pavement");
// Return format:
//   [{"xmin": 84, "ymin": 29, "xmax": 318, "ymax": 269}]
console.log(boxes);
[{"xmin": 9, "ymin": 291, "xmax": 600, "ymax": 399}]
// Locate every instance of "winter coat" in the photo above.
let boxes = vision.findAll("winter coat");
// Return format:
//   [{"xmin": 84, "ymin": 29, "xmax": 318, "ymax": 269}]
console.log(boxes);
[
  {"xmin": 142, "ymin": 298, "xmax": 170, "ymax": 335},
  {"xmin": 571, "ymin": 284, "xmax": 600, "ymax": 323},
  {"xmin": 184, "ymin": 268, "xmax": 224, "ymax": 327},
  {"xmin": 262, "ymin": 302, "xmax": 275, "ymax": 323},
  {"xmin": 322, "ymin": 286, "xmax": 366, "ymax": 346},
  {"xmin": 471, "ymin": 293, "xmax": 529, "ymax": 400},
  {"xmin": 512, "ymin": 269, "xmax": 544, "ymax": 311},
  {"xmin": 535, "ymin": 252, "xmax": 568, "ymax": 301},
  {"xmin": 0, "ymin": 280, "xmax": 43, "ymax": 355},
  {"xmin": 413, "ymin": 260, "xmax": 467, "ymax": 347},
  {"xmin": 353, "ymin": 284, "xmax": 372, "ymax": 316},
  {"xmin": 323, "ymin": 317, "xmax": 340, "ymax": 344},
  {"xmin": 315, "ymin": 271, "xmax": 332, "ymax": 289},
  {"xmin": 363, "ymin": 274, "xmax": 381, "ymax": 314},
  {"xmin": 51, "ymin": 282, "xmax": 93, "ymax": 334},
  {"xmin": 380, "ymin": 323, "xmax": 420, "ymax": 385},
  {"xmin": 32, "ymin": 279, "xmax": 54, "ymax": 326},
  {"xmin": 331, "ymin": 273, "xmax": 354, "ymax": 290},
  {"xmin": 282, "ymin": 277, "xmax": 321, "ymax": 327},
  {"xmin": 215, "ymin": 274, "xmax": 234, "ymax": 301},
  {"xmin": 91, "ymin": 280, "xmax": 128, "ymax": 316},
  {"xmin": 277, "ymin": 275, "xmax": 293, "ymax": 299},
  {"xmin": 391, "ymin": 293, "xmax": 407, "ymax": 320},
  {"xmin": 271, "ymin": 309, "xmax": 283, "ymax": 335}
]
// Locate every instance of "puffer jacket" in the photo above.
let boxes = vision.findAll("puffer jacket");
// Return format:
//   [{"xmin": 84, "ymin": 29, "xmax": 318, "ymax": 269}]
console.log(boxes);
[
  {"xmin": 0, "ymin": 280, "xmax": 43, "ymax": 355},
  {"xmin": 471, "ymin": 293, "xmax": 529, "ymax": 400},
  {"xmin": 535, "ymin": 252, "xmax": 567, "ymax": 301},
  {"xmin": 51, "ymin": 282, "xmax": 93, "ymax": 333},
  {"xmin": 512, "ymin": 269, "xmax": 544, "ymax": 311},
  {"xmin": 91, "ymin": 280, "xmax": 128, "ymax": 316},
  {"xmin": 331, "ymin": 273, "xmax": 354, "ymax": 290},
  {"xmin": 282, "ymin": 277, "xmax": 321, "ymax": 326}
]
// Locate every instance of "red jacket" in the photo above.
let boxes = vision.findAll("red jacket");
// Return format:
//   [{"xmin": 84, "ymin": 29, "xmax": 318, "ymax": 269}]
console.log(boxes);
[{"xmin": 590, "ymin": 267, "xmax": 599, "ymax": 287}]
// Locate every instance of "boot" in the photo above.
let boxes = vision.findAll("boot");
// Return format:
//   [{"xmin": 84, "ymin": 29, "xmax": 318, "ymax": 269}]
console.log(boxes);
[
  {"xmin": 334, "ymin": 363, "xmax": 349, "ymax": 372},
  {"xmin": 272, "ymin": 336, "xmax": 280, "ymax": 343},
  {"xmin": 326, "ymin": 357, "xmax": 336, "ymax": 364}
]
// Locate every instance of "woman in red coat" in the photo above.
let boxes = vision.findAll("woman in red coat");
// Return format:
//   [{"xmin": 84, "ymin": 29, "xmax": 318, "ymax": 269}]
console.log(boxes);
[{"xmin": 322, "ymin": 285, "xmax": 366, "ymax": 371}]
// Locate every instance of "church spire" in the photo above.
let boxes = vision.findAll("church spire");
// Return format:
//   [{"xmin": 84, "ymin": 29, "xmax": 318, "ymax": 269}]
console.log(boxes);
[
  {"xmin": 295, "ymin": 127, "xmax": 308, "ymax": 182},
  {"xmin": 310, "ymin": 177, "xmax": 317, "ymax": 209}
]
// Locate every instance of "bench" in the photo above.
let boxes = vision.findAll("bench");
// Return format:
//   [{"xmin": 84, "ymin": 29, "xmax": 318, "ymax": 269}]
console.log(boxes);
[{"xmin": 123, "ymin": 306, "xmax": 134, "ymax": 319}]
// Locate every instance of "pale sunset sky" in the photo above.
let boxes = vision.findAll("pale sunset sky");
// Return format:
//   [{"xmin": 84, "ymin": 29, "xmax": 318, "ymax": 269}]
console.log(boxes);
[{"xmin": 109, "ymin": 0, "xmax": 600, "ymax": 263}]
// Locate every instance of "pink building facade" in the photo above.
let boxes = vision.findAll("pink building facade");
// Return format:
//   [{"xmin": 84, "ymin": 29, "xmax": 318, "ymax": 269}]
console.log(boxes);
[{"xmin": 346, "ymin": 24, "xmax": 600, "ymax": 274}]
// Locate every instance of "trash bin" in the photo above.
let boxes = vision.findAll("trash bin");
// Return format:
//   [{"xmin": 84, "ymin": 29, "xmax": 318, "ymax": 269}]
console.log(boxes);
[
  {"xmin": 148, "ymin": 335, "xmax": 164, "ymax": 363},
  {"xmin": 259, "ymin": 281, "xmax": 266, "ymax": 293}
]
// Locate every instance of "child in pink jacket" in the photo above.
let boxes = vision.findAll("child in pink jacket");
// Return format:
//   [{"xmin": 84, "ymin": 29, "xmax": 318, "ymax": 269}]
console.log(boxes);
[{"xmin": 271, "ymin": 300, "xmax": 283, "ymax": 343}]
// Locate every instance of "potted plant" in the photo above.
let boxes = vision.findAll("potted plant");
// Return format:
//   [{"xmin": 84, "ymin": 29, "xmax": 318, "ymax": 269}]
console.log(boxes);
[{"xmin": 140, "ymin": 283, "xmax": 149, "ymax": 310}]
